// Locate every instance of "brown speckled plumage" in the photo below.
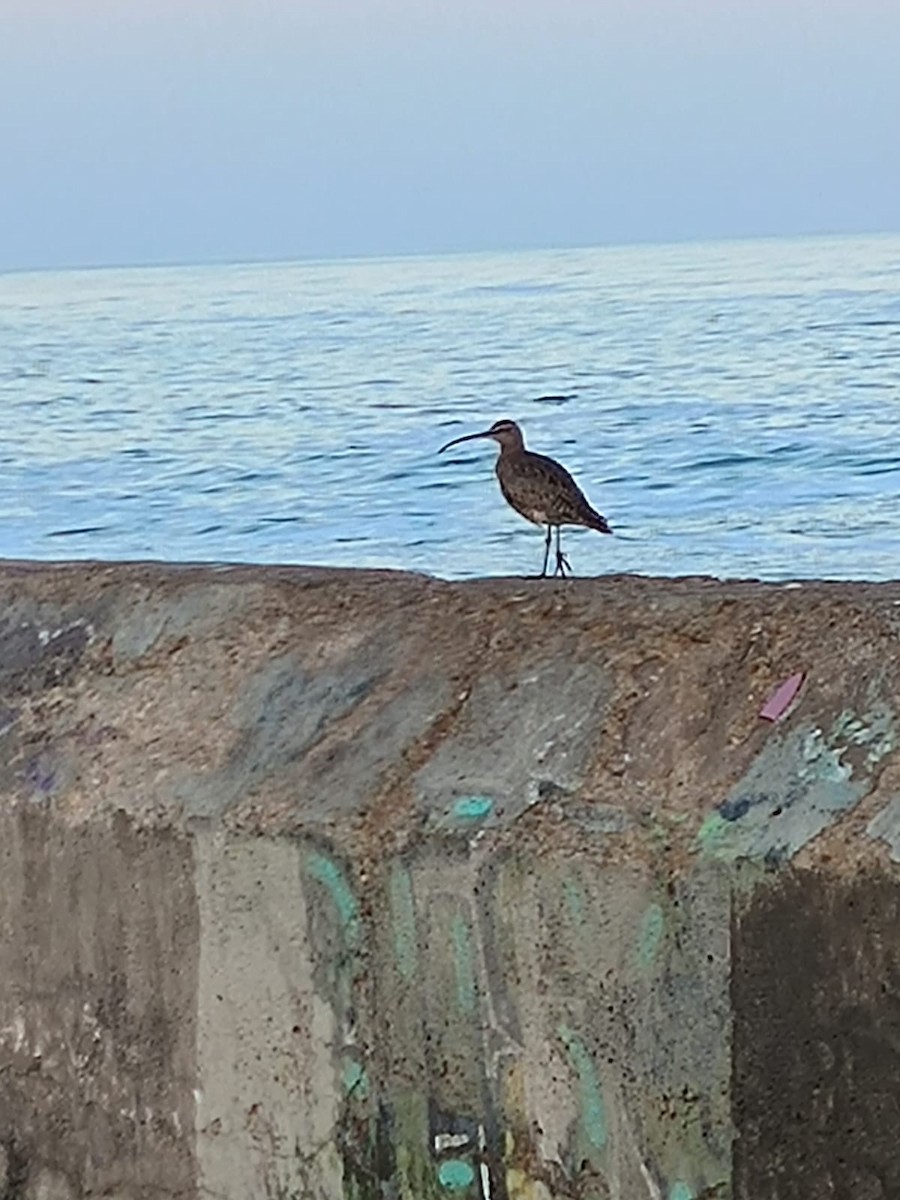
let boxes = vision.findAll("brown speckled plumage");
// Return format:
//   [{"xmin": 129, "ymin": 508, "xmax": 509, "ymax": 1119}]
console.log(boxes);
[{"xmin": 439, "ymin": 418, "xmax": 612, "ymax": 577}]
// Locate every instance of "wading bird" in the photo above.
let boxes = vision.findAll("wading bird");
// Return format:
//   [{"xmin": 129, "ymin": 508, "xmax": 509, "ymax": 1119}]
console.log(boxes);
[{"xmin": 438, "ymin": 418, "xmax": 612, "ymax": 576}]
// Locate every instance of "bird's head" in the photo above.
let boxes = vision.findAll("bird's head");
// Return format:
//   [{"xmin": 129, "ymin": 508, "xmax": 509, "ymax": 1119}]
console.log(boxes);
[{"xmin": 439, "ymin": 418, "xmax": 524, "ymax": 455}]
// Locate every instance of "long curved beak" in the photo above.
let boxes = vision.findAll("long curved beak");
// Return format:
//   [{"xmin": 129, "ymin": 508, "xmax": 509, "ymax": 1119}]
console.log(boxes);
[{"xmin": 438, "ymin": 429, "xmax": 494, "ymax": 454}]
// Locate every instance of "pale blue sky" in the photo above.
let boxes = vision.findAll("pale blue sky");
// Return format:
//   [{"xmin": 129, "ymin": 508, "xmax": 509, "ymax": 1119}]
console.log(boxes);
[{"xmin": 2, "ymin": 0, "xmax": 898, "ymax": 271}]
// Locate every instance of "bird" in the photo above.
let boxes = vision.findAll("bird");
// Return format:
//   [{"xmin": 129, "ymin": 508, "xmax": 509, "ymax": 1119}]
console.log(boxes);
[{"xmin": 438, "ymin": 418, "xmax": 612, "ymax": 577}]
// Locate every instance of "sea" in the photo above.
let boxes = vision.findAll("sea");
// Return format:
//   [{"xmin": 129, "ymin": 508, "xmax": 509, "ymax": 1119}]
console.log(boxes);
[{"xmin": 1, "ymin": 233, "xmax": 899, "ymax": 581}]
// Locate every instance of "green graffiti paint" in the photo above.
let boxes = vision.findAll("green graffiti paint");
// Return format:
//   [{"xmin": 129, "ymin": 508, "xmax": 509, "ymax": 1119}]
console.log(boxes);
[
  {"xmin": 558, "ymin": 1025, "xmax": 607, "ymax": 1153},
  {"xmin": 342, "ymin": 1058, "xmax": 369, "ymax": 1099},
  {"xmin": 451, "ymin": 914, "xmax": 477, "ymax": 1014},
  {"xmin": 669, "ymin": 1183, "xmax": 694, "ymax": 1200},
  {"xmin": 437, "ymin": 1159, "xmax": 476, "ymax": 1190},
  {"xmin": 452, "ymin": 795, "xmax": 494, "ymax": 822},
  {"xmin": 390, "ymin": 864, "xmax": 418, "ymax": 981},
  {"xmin": 697, "ymin": 811, "xmax": 729, "ymax": 848},
  {"xmin": 638, "ymin": 902, "xmax": 664, "ymax": 969},
  {"xmin": 306, "ymin": 851, "xmax": 360, "ymax": 948}
]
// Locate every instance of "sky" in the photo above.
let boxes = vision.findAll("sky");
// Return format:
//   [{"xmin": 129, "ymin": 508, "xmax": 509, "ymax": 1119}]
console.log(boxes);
[{"xmin": 1, "ymin": 0, "xmax": 898, "ymax": 271}]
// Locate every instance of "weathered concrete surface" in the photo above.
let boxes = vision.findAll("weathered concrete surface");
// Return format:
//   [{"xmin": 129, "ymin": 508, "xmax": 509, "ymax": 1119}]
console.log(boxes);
[{"xmin": 1, "ymin": 560, "xmax": 900, "ymax": 1199}]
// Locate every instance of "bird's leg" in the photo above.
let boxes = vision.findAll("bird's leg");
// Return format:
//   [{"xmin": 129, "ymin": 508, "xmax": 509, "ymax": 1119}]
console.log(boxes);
[
  {"xmin": 539, "ymin": 525, "xmax": 552, "ymax": 578},
  {"xmin": 553, "ymin": 526, "xmax": 572, "ymax": 578}
]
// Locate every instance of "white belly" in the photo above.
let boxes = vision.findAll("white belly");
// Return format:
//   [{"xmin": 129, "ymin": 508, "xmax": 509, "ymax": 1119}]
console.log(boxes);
[{"xmin": 523, "ymin": 508, "xmax": 550, "ymax": 526}]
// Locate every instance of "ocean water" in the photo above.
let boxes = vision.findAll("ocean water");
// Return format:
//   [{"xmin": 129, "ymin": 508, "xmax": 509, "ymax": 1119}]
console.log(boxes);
[{"xmin": 1, "ymin": 234, "xmax": 900, "ymax": 581}]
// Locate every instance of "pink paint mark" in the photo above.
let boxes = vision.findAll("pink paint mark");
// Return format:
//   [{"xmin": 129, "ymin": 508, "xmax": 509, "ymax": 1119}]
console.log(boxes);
[{"xmin": 759, "ymin": 672, "xmax": 805, "ymax": 722}]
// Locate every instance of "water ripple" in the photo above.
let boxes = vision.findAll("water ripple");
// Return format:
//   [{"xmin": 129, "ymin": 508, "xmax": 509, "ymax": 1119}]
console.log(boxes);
[{"xmin": 2, "ymin": 234, "xmax": 900, "ymax": 579}]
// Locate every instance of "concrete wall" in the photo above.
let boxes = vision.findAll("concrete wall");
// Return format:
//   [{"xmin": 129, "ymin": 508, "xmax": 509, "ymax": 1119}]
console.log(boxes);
[{"xmin": 0, "ymin": 560, "xmax": 899, "ymax": 1200}]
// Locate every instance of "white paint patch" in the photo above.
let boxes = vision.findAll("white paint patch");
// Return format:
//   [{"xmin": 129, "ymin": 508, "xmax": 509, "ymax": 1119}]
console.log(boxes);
[
  {"xmin": 638, "ymin": 1160, "xmax": 663, "ymax": 1200},
  {"xmin": 480, "ymin": 1161, "xmax": 492, "ymax": 1200},
  {"xmin": 434, "ymin": 1132, "xmax": 471, "ymax": 1153}
]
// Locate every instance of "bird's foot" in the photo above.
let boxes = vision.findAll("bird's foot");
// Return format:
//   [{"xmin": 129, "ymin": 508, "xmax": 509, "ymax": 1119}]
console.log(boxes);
[{"xmin": 553, "ymin": 552, "xmax": 573, "ymax": 578}]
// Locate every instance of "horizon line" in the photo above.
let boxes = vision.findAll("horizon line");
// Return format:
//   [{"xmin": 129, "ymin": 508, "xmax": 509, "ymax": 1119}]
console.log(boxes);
[{"xmin": 2, "ymin": 224, "xmax": 898, "ymax": 281}]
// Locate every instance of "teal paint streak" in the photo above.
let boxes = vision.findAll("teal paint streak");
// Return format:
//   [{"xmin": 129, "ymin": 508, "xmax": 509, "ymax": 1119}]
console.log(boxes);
[
  {"xmin": 563, "ymin": 876, "xmax": 587, "ymax": 926},
  {"xmin": 638, "ymin": 903, "xmax": 664, "ymax": 969},
  {"xmin": 669, "ymin": 1183, "xmax": 694, "ymax": 1200},
  {"xmin": 697, "ymin": 812, "xmax": 729, "ymax": 849},
  {"xmin": 452, "ymin": 795, "xmax": 494, "ymax": 822},
  {"xmin": 451, "ymin": 914, "xmax": 477, "ymax": 1015},
  {"xmin": 438, "ymin": 1159, "xmax": 475, "ymax": 1190},
  {"xmin": 699, "ymin": 707, "xmax": 897, "ymax": 864},
  {"xmin": 306, "ymin": 851, "xmax": 360, "ymax": 948},
  {"xmin": 558, "ymin": 1025, "xmax": 607, "ymax": 1153},
  {"xmin": 342, "ymin": 1058, "xmax": 369, "ymax": 1099},
  {"xmin": 389, "ymin": 865, "xmax": 418, "ymax": 981},
  {"xmin": 832, "ymin": 707, "xmax": 896, "ymax": 760}
]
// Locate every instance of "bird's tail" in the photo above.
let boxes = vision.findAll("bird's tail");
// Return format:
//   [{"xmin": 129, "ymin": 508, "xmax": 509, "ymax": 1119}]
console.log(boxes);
[{"xmin": 587, "ymin": 509, "xmax": 613, "ymax": 535}]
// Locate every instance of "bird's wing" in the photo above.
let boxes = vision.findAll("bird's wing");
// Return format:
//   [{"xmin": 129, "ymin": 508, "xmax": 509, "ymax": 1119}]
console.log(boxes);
[{"xmin": 522, "ymin": 452, "xmax": 599, "ymax": 523}]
